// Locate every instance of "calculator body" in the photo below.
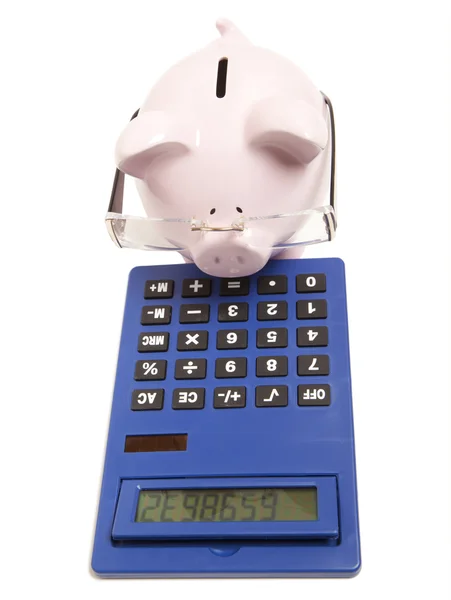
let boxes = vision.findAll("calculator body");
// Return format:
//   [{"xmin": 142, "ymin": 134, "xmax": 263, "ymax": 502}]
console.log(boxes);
[{"xmin": 92, "ymin": 257, "xmax": 360, "ymax": 577}]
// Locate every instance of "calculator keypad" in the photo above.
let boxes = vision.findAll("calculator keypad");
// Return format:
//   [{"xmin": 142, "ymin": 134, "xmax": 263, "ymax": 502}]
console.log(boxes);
[{"xmin": 131, "ymin": 273, "xmax": 333, "ymax": 411}]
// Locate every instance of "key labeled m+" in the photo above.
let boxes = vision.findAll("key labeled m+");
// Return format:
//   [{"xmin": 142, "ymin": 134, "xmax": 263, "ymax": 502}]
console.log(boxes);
[{"xmin": 144, "ymin": 279, "xmax": 174, "ymax": 298}]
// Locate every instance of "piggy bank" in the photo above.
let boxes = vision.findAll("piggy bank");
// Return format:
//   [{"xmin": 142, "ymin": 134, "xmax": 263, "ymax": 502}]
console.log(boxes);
[{"xmin": 112, "ymin": 19, "xmax": 335, "ymax": 277}]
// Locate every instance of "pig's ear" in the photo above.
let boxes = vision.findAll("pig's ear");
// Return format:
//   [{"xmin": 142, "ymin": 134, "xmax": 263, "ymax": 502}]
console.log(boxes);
[
  {"xmin": 115, "ymin": 111, "xmax": 191, "ymax": 178},
  {"xmin": 245, "ymin": 97, "xmax": 328, "ymax": 164}
]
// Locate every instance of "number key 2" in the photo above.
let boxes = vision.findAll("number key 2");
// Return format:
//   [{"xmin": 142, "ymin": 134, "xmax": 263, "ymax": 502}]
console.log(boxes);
[{"xmin": 257, "ymin": 301, "xmax": 288, "ymax": 320}]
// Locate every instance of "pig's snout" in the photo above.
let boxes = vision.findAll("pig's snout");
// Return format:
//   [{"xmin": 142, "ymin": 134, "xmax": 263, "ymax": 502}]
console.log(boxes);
[{"xmin": 190, "ymin": 235, "xmax": 272, "ymax": 278}]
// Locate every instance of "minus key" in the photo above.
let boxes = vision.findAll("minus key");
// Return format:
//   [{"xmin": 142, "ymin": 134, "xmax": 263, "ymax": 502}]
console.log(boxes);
[{"xmin": 180, "ymin": 304, "xmax": 210, "ymax": 323}]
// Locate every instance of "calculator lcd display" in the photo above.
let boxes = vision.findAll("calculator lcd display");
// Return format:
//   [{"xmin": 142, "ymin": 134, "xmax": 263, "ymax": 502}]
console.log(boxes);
[{"xmin": 135, "ymin": 488, "xmax": 317, "ymax": 522}]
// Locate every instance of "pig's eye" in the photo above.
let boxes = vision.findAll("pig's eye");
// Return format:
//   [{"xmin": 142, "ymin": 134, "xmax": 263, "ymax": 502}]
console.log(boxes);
[
  {"xmin": 236, "ymin": 207, "xmax": 243, "ymax": 213},
  {"xmin": 210, "ymin": 208, "xmax": 216, "ymax": 215}
]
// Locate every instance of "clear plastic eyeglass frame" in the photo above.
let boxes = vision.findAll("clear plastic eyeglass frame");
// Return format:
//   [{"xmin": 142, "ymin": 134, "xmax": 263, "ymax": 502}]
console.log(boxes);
[{"xmin": 106, "ymin": 94, "xmax": 337, "ymax": 252}]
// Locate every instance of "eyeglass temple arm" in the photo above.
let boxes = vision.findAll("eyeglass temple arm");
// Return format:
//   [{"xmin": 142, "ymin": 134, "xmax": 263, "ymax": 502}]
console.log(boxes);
[
  {"xmin": 107, "ymin": 109, "xmax": 140, "ymax": 214},
  {"xmin": 108, "ymin": 98, "xmax": 336, "ymax": 219}
]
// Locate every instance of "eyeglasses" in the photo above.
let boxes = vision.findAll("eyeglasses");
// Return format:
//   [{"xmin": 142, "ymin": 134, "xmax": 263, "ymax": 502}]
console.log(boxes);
[{"xmin": 106, "ymin": 94, "xmax": 337, "ymax": 252}]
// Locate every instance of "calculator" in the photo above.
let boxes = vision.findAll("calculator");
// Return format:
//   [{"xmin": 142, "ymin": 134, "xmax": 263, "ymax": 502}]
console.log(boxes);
[{"xmin": 91, "ymin": 256, "xmax": 360, "ymax": 577}]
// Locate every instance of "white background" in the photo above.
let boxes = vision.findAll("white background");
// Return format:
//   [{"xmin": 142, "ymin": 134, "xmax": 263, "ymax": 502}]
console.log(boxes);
[{"xmin": 0, "ymin": 1, "xmax": 449, "ymax": 598}]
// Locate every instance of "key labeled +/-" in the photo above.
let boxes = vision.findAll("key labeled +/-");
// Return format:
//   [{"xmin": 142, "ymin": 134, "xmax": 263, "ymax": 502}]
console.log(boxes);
[
  {"xmin": 296, "ymin": 273, "xmax": 326, "ymax": 293},
  {"xmin": 144, "ymin": 279, "xmax": 174, "ymax": 299},
  {"xmin": 175, "ymin": 358, "xmax": 207, "ymax": 379},
  {"xmin": 256, "ymin": 328, "xmax": 288, "ymax": 348},
  {"xmin": 138, "ymin": 332, "xmax": 169, "ymax": 352},
  {"xmin": 141, "ymin": 305, "xmax": 172, "ymax": 325},
  {"xmin": 255, "ymin": 385, "xmax": 288, "ymax": 407},
  {"xmin": 297, "ymin": 355, "xmax": 330, "ymax": 376},
  {"xmin": 179, "ymin": 304, "xmax": 210, "ymax": 324},
  {"xmin": 219, "ymin": 278, "xmax": 250, "ymax": 296},
  {"xmin": 297, "ymin": 326, "xmax": 328, "ymax": 347},
  {"xmin": 131, "ymin": 389, "xmax": 164, "ymax": 411},
  {"xmin": 258, "ymin": 275, "xmax": 288, "ymax": 294},
  {"xmin": 172, "ymin": 388, "xmax": 205, "ymax": 409},
  {"xmin": 218, "ymin": 302, "xmax": 249, "ymax": 322},
  {"xmin": 214, "ymin": 387, "xmax": 246, "ymax": 408},
  {"xmin": 182, "ymin": 278, "xmax": 212, "ymax": 297},
  {"xmin": 215, "ymin": 357, "xmax": 247, "ymax": 378},
  {"xmin": 256, "ymin": 356, "xmax": 288, "ymax": 377},
  {"xmin": 134, "ymin": 359, "xmax": 167, "ymax": 381},
  {"xmin": 177, "ymin": 330, "xmax": 208, "ymax": 351},
  {"xmin": 298, "ymin": 384, "xmax": 331, "ymax": 406},
  {"xmin": 257, "ymin": 301, "xmax": 288, "ymax": 321},
  {"xmin": 297, "ymin": 299, "xmax": 327, "ymax": 319},
  {"xmin": 216, "ymin": 329, "xmax": 248, "ymax": 349}
]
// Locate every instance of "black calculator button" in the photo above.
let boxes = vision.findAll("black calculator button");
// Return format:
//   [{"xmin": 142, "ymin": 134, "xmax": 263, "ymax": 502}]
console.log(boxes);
[
  {"xmin": 217, "ymin": 329, "xmax": 248, "ymax": 349},
  {"xmin": 296, "ymin": 299, "xmax": 327, "ymax": 319},
  {"xmin": 258, "ymin": 275, "xmax": 287, "ymax": 294},
  {"xmin": 141, "ymin": 305, "xmax": 172, "ymax": 325},
  {"xmin": 215, "ymin": 357, "xmax": 247, "ymax": 378},
  {"xmin": 297, "ymin": 326, "xmax": 328, "ymax": 347},
  {"xmin": 296, "ymin": 274, "xmax": 326, "ymax": 293},
  {"xmin": 172, "ymin": 388, "xmax": 205, "ymax": 409},
  {"xmin": 131, "ymin": 389, "xmax": 164, "ymax": 411},
  {"xmin": 144, "ymin": 279, "xmax": 174, "ymax": 299},
  {"xmin": 182, "ymin": 278, "xmax": 212, "ymax": 297},
  {"xmin": 255, "ymin": 385, "xmax": 288, "ymax": 407},
  {"xmin": 218, "ymin": 302, "xmax": 249, "ymax": 322},
  {"xmin": 219, "ymin": 278, "xmax": 250, "ymax": 296},
  {"xmin": 179, "ymin": 304, "xmax": 210, "ymax": 323},
  {"xmin": 138, "ymin": 332, "xmax": 169, "ymax": 352},
  {"xmin": 256, "ymin": 356, "xmax": 288, "ymax": 377},
  {"xmin": 256, "ymin": 328, "xmax": 288, "ymax": 348},
  {"xmin": 175, "ymin": 359, "xmax": 207, "ymax": 379},
  {"xmin": 298, "ymin": 384, "xmax": 331, "ymax": 406},
  {"xmin": 177, "ymin": 330, "xmax": 208, "ymax": 351},
  {"xmin": 257, "ymin": 301, "xmax": 288, "ymax": 321},
  {"xmin": 134, "ymin": 359, "xmax": 167, "ymax": 381},
  {"xmin": 214, "ymin": 387, "xmax": 246, "ymax": 408},
  {"xmin": 297, "ymin": 355, "xmax": 330, "ymax": 376}
]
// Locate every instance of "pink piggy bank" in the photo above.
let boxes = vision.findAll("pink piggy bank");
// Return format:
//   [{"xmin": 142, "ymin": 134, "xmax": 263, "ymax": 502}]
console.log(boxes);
[{"xmin": 113, "ymin": 19, "xmax": 335, "ymax": 278}]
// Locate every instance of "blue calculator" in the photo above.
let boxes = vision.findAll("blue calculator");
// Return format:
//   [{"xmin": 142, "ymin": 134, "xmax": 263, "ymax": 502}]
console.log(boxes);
[{"xmin": 92, "ymin": 257, "xmax": 360, "ymax": 577}]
